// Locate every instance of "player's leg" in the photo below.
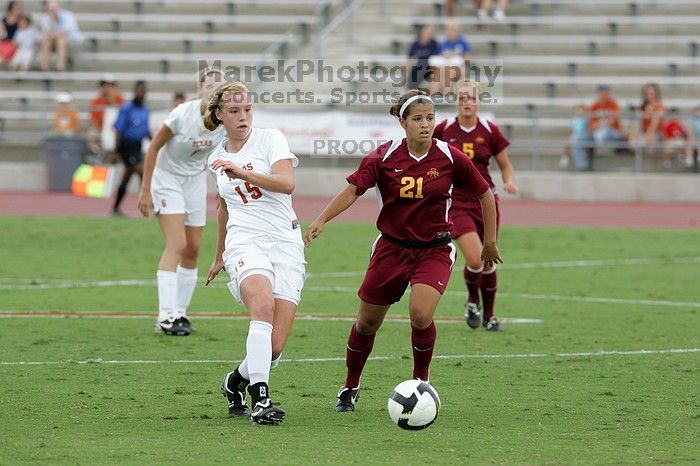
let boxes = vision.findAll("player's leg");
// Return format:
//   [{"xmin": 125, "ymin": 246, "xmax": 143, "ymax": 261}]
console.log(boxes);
[
  {"xmin": 239, "ymin": 273, "xmax": 286, "ymax": 424},
  {"xmin": 408, "ymin": 242, "xmax": 456, "ymax": 381},
  {"xmin": 455, "ymin": 231, "xmax": 484, "ymax": 328},
  {"xmin": 175, "ymin": 226, "xmax": 202, "ymax": 318},
  {"xmin": 154, "ymin": 214, "xmax": 188, "ymax": 334},
  {"xmin": 336, "ymin": 300, "xmax": 391, "ymax": 412},
  {"xmin": 408, "ymin": 284, "xmax": 441, "ymax": 381},
  {"xmin": 112, "ymin": 163, "xmax": 134, "ymax": 215},
  {"xmin": 480, "ymin": 197, "xmax": 501, "ymax": 331}
]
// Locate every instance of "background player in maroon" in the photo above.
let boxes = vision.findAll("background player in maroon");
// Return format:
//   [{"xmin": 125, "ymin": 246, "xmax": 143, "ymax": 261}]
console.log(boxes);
[
  {"xmin": 433, "ymin": 80, "xmax": 518, "ymax": 331},
  {"xmin": 304, "ymin": 90, "xmax": 501, "ymax": 412}
]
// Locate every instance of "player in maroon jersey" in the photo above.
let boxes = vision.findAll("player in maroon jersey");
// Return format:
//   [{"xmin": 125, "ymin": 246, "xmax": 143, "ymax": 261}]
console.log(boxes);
[
  {"xmin": 433, "ymin": 80, "xmax": 518, "ymax": 331},
  {"xmin": 304, "ymin": 89, "xmax": 501, "ymax": 412}
]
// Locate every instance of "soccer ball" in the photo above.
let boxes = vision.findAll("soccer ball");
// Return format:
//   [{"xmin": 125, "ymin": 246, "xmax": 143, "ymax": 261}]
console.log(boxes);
[{"xmin": 387, "ymin": 379, "xmax": 441, "ymax": 430}]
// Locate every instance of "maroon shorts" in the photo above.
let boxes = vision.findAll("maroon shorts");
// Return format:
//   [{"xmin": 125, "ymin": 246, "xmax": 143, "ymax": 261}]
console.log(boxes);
[
  {"xmin": 451, "ymin": 194, "xmax": 500, "ymax": 241},
  {"xmin": 358, "ymin": 236, "xmax": 457, "ymax": 306}
]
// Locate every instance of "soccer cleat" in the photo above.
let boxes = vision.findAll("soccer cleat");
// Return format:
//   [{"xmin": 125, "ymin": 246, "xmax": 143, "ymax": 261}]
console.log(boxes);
[
  {"xmin": 155, "ymin": 316, "xmax": 192, "ymax": 336},
  {"xmin": 221, "ymin": 372, "xmax": 250, "ymax": 417},
  {"xmin": 465, "ymin": 302, "xmax": 482, "ymax": 329},
  {"xmin": 335, "ymin": 386, "xmax": 360, "ymax": 412},
  {"xmin": 250, "ymin": 399, "xmax": 285, "ymax": 425},
  {"xmin": 483, "ymin": 316, "xmax": 502, "ymax": 332}
]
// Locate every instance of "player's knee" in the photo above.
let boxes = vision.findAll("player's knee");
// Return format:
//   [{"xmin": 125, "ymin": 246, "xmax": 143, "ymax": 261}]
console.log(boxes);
[
  {"xmin": 250, "ymin": 299, "xmax": 275, "ymax": 323},
  {"xmin": 409, "ymin": 310, "xmax": 433, "ymax": 329},
  {"xmin": 183, "ymin": 243, "xmax": 200, "ymax": 261},
  {"xmin": 355, "ymin": 319, "xmax": 380, "ymax": 335}
]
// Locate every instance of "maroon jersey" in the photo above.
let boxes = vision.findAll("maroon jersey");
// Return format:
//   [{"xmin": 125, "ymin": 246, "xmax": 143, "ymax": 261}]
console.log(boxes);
[
  {"xmin": 433, "ymin": 116, "xmax": 509, "ymax": 192},
  {"xmin": 346, "ymin": 138, "xmax": 489, "ymax": 243}
]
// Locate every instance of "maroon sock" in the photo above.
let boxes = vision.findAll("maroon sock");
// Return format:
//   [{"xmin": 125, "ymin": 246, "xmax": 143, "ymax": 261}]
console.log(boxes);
[
  {"xmin": 411, "ymin": 321, "xmax": 436, "ymax": 381},
  {"xmin": 344, "ymin": 324, "xmax": 376, "ymax": 389},
  {"xmin": 481, "ymin": 267, "xmax": 498, "ymax": 320},
  {"xmin": 464, "ymin": 266, "xmax": 483, "ymax": 304}
]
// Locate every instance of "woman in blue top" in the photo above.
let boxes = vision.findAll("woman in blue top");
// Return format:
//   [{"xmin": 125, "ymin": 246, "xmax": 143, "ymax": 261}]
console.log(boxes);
[{"xmin": 428, "ymin": 20, "xmax": 471, "ymax": 95}]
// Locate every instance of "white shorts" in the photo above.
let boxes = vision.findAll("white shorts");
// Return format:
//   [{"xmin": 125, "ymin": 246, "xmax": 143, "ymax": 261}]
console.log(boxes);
[
  {"xmin": 151, "ymin": 167, "xmax": 207, "ymax": 227},
  {"xmin": 223, "ymin": 236, "xmax": 306, "ymax": 306}
]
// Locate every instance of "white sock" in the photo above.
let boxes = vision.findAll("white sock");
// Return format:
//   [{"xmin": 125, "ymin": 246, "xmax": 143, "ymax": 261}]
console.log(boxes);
[
  {"xmin": 157, "ymin": 270, "xmax": 178, "ymax": 321},
  {"xmin": 245, "ymin": 321, "xmax": 273, "ymax": 386},
  {"xmin": 238, "ymin": 358, "xmax": 249, "ymax": 380},
  {"xmin": 176, "ymin": 265, "xmax": 198, "ymax": 316}
]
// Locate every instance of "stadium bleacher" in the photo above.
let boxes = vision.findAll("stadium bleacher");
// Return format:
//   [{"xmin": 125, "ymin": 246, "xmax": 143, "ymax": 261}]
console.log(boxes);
[{"xmin": 1, "ymin": 0, "xmax": 698, "ymax": 173}]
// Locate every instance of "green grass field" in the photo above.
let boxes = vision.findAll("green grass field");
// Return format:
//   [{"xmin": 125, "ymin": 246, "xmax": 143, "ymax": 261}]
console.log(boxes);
[{"xmin": 1, "ymin": 217, "xmax": 698, "ymax": 465}]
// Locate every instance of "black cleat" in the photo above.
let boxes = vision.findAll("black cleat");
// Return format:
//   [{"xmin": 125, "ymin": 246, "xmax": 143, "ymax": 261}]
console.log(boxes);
[
  {"xmin": 465, "ymin": 302, "xmax": 482, "ymax": 329},
  {"xmin": 335, "ymin": 386, "xmax": 360, "ymax": 412},
  {"xmin": 483, "ymin": 316, "xmax": 502, "ymax": 332},
  {"xmin": 156, "ymin": 316, "xmax": 192, "ymax": 336},
  {"xmin": 250, "ymin": 399, "xmax": 285, "ymax": 425},
  {"xmin": 221, "ymin": 371, "xmax": 250, "ymax": 417}
]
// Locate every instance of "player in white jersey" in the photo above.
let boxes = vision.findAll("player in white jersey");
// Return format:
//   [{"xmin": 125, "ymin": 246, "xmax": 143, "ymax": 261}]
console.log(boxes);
[
  {"xmin": 137, "ymin": 68, "xmax": 227, "ymax": 336},
  {"xmin": 202, "ymin": 82, "xmax": 305, "ymax": 425}
]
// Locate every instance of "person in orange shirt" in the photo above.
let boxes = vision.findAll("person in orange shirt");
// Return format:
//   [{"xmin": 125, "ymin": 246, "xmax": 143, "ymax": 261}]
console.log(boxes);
[
  {"xmin": 53, "ymin": 91, "xmax": 79, "ymax": 135},
  {"xmin": 588, "ymin": 84, "xmax": 623, "ymax": 149},
  {"xmin": 89, "ymin": 74, "xmax": 124, "ymax": 132}
]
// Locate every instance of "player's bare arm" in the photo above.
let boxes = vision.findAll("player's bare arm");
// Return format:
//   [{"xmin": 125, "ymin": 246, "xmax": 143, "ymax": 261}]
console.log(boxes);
[
  {"xmin": 210, "ymin": 159, "xmax": 295, "ymax": 195},
  {"xmin": 304, "ymin": 184, "xmax": 360, "ymax": 246},
  {"xmin": 494, "ymin": 149, "xmax": 518, "ymax": 194},
  {"xmin": 477, "ymin": 188, "xmax": 502, "ymax": 267},
  {"xmin": 205, "ymin": 196, "xmax": 229, "ymax": 286},
  {"xmin": 137, "ymin": 124, "xmax": 174, "ymax": 216}
]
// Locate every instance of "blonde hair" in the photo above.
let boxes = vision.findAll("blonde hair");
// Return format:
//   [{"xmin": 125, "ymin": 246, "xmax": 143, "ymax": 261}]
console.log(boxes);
[
  {"xmin": 202, "ymin": 81, "xmax": 250, "ymax": 131},
  {"xmin": 456, "ymin": 80, "xmax": 480, "ymax": 94},
  {"xmin": 198, "ymin": 67, "xmax": 225, "ymax": 85}
]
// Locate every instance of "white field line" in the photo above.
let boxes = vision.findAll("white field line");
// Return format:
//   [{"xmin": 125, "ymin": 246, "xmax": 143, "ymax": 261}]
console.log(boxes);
[
  {"xmin": 0, "ymin": 312, "xmax": 542, "ymax": 325},
  {"xmin": 0, "ymin": 348, "xmax": 697, "ymax": 367}
]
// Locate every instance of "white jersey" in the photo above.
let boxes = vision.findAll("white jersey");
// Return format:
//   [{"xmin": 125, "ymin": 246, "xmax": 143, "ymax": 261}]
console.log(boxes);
[
  {"xmin": 208, "ymin": 128, "xmax": 302, "ymax": 246},
  {"xmin": 156, "ymin": 99, "xmax": 227, "ymax": 176}
]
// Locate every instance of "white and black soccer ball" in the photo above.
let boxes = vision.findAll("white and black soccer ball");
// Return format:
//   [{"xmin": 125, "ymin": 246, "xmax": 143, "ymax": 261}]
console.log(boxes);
[{"xmin": 387, "ymin": 379, "xmax": 441, "ymax": 430}]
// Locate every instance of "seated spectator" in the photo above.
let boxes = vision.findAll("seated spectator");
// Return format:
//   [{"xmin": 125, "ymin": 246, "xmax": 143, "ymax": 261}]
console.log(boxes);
[
  {"xmin": 172, "ymin": 91, "xmax": 186, "ymax": 109},
  {"xmin": 53, "ymin": 91, "xmax": 79, "ymax": 135},
  {"xmin": 8, "ymin": 14, "xmax": 37, "ymax": 71},
  {"xmin": 629, "ymin": 83, "xmax": 665, "ymax": 151},
  {"xmin": 39, "ymin": 0, "xmax": 83, "ymax": 71},
  {"xmin": 569, "ymin": 104, "xmax": 593, "ymax": 171},
  {"xmin": 405, "ymin": 24, "xmax": 440, "ymax": 90},
  {"xmin": 660, "ymin": 108, "xmax": 692, "ymax": 169},
  {"xmin": 428, "ymin": 20, "xmax": 471, "ymax": 95},
  {"xmin": 475, "ymin": 0, "xmax": 508, "ymax": 22},
  {"xmin": 1, "ymin": 1, "xmax": 22, "ymax": 40},
  {"xmin": 588, "ymin": 84, "xmax": 623, "ymax": 149},
  {"xmin": 0, "ymin": 1, "xmax": 23, "ymax": 67}
]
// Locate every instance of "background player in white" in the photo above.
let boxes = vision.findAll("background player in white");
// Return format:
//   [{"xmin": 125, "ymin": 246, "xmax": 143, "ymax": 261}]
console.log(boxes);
[
  {"xmin": 202, "ymin": 82, "xmax": 305, "ymax": 425},
  {"xmin": 137, "ymin": 68, "xmax": 227, "ymax": 336}
]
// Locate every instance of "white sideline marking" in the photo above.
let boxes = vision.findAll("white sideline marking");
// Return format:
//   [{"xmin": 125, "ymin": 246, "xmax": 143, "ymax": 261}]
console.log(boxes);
[
  {"xmin": 0, "ymin": 348, "xmax": 697, "ymax": 366},
  {"xmin": 0, "ymin": 312, "xmax": 542, "ymax": 325}
]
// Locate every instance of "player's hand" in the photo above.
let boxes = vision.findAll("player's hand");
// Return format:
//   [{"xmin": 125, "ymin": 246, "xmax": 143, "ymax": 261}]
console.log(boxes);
[
  {"xmin": 137, "ymin": 190, "xmax": 152, "ymax": 217},
  {"xmin": 503, "ymin": 180, "xmax": 519, "ymax": 194},
  {"xmin": 211, "ymin": 159, "xmax": 245, "ymax": 181},
  {"xmin": 205, "ymin": 258, "xmax": 225, "ymax": 286},
  {"xmin": 304, "ymin": 220, "xmax": 325, "ymax": 246},
  {"xmin": 481, "ymin": 242, "xmax": 503, "ymax": 269}
]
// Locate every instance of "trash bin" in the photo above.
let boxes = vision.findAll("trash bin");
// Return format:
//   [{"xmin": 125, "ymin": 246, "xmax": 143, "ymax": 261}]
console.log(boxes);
[{"xmin": 43, "ymin": 136, "xmax": 86, "ymax": 192}]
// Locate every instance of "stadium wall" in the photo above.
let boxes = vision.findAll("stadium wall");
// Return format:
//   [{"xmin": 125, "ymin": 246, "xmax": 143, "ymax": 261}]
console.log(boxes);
[{"xmin": 1, "ymin": 162, "xmax": 698, "ymax": 203}]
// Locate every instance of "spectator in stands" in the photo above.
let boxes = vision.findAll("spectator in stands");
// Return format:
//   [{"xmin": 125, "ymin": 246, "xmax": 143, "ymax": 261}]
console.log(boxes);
[
  {"xmin": 0, "ymin": 1, "xmax": 23, "ymax": 67},
  {"xmin": 428, "ymin": 20, "xmax": 471, "ymax": 95},
  {"xmin": 629, "ymin": 83, "xmax": 665, "ymax": 152},
  {"xmin": 8, "ymin": 14, "xmax": 37, "ymax": 71},
  {"xmin": 172, "ymin": 91, "xmax": 186, "ymax": 109},
  {"xmin": 688, "ymin": 106, "xmax": 700, "ymax": 167},
  {"xmin": 53, "ymin": 91, "xmax": 79, "ymax": 135},
  {"xmin": 112, "ymin": 81, "xmax": 150, "ymax": 216},
  {"xmin": 475, "ymin": 0, "xmax": 509, "ymax": 22},
  {"xmin": 660, "ymin": 108, "xmax": 692, "ymax": 169},
  {"xmin": 588, "ymin": 84, "xmax": 623, "ymax": 149},
  {"xmin": 39, "ymin": 0, "xmax": 83, "ymax": 71},
  {"xmin": 569, "ymin": 104, "xmax": 592, "ymax": 171},
  {"xmin": 1, "ymin": 1, "xmax": 22, "ymax": 40},
  {"xmin": 88, "ymin": 73, "xmax": 125, "ymax": 156},
  {"xmin": 405, "ymin": 24, "xmax": 440, "ymax": 90}
]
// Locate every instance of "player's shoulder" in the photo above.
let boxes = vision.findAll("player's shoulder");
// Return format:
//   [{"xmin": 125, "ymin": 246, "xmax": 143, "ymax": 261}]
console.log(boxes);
[
  {"xmin": 434, "ymin": 139, "xmax": 467, "ymax": 164},
  {"xmin": 207, "ymin": 139, "xmax": 228, "ymax": 164},
  {"xmin": 371, "ymin": 139, "xmax": 404, "ymax": 163}
]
